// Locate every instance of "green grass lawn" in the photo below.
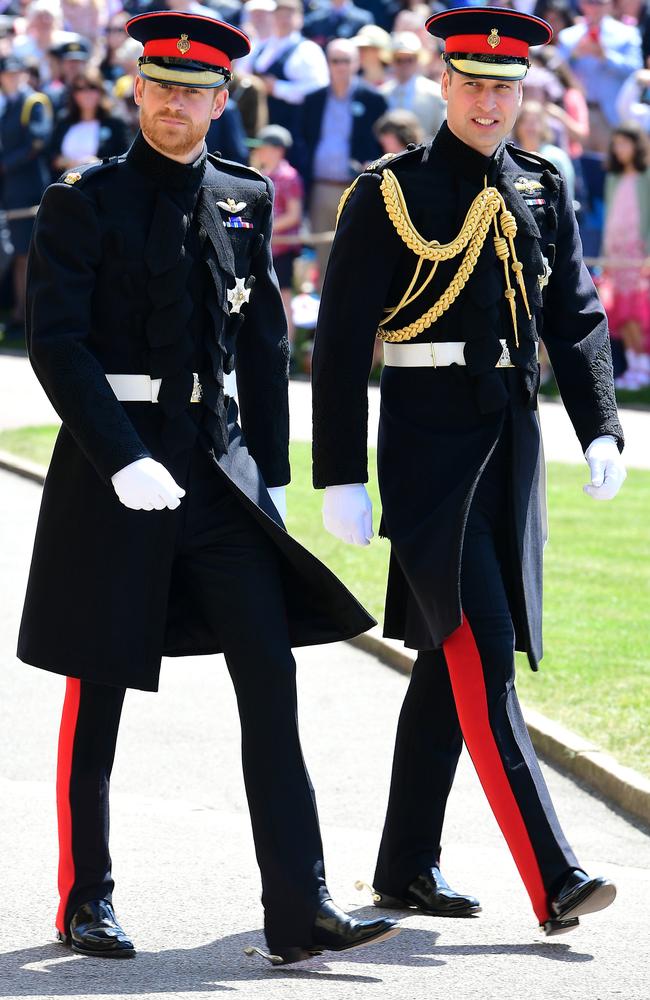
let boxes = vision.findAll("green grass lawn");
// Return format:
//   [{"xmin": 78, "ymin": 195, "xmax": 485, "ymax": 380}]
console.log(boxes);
[
  {"xmin": 0, "ymin": 424, "xmax": 62, "ymax": 466},
  {"xmin": 539, "ymin": 376, "xmax": 650, "ymax": 411},
  {"xmin": 1, "ymin": 426, "xmax": 648, "ymax": 776}
]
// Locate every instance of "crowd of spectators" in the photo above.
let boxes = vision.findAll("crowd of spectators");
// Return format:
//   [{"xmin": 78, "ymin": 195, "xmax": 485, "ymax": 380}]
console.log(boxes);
[{"xmin": 1, "ymin": 0, "xmax": 650, "ymax": 388}]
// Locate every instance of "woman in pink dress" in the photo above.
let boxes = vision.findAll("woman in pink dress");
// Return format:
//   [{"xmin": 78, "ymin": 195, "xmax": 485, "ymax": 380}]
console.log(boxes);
[{"xmin": 601, "ymin": 122, "xmax": 650, "ymax": 389}]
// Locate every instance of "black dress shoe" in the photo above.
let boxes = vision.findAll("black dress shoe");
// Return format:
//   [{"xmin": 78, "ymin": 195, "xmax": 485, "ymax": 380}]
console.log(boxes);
[
  {"xmin": 247, "ymin": 899, "xmax": 400, "ymax": 966},
  {"xmin": 372, "ymin": 868, "xmax": 481, "ymax": 917},
  {"xmin": 542, "ymin": 869, "xmax": 616, "ymax": 936},
  {"xmin": 57, "ymin": 900, "xmax": 136, "ymax": 958}
]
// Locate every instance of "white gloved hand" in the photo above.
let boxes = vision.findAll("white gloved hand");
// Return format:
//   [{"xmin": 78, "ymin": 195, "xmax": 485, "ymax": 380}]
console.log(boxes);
[
  {"xmin": 111, "ymin": 457, "xmax": 186, "ymax": 511},
  {"xmin": 323, "ymin": 483, "xmax": 373, "ymax": 546},
  {"xmin": 583, "ymin": 435, "xmax": 626, "ymax": 501},
  {"xmin": 267, "ymin": 485, "xmax": 287, "ymax": 521}
]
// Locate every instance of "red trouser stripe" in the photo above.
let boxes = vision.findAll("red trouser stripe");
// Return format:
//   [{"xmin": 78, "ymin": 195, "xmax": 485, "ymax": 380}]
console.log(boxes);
[
  {"xmin": 443, "ymin": 617, "xmax": 550, "ymax": 923},
  {"xmin": 55, "ymin": 677, "xmax": 81, "ymax": 934}
]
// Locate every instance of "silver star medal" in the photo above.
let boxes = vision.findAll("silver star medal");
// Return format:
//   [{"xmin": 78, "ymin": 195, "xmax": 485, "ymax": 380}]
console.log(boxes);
[{"xmin": 227, "ymin": 277, "xmax": 251, "ymax": 314}]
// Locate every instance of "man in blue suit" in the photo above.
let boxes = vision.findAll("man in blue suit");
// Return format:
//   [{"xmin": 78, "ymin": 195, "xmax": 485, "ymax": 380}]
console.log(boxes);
[
  {"xmin": 303, "ymin": 0, "xmax": 373, "ymax": 49},
  {"xmin": 301, "ymin": 37, "xmax": 387, "ymax": 288}
]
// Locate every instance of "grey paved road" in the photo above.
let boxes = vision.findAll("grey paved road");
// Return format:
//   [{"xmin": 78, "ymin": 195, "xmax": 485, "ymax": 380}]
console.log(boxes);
[{"xmin": 1, "ymin": 468, "xmax": 649, "ymax": 1000}]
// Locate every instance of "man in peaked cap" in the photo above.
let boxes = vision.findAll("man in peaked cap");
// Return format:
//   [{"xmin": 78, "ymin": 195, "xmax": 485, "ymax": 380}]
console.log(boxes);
[
  {"xmin": 0, "ymin": 53, "xmax": 52, "ymax": 328},
  {"xmin": 19, "ymin": 8, "xmax": 398, "ymax": 967},
  {"xmin": 312, "ymin": 6, "xmax": 626, "ymax": 937}
]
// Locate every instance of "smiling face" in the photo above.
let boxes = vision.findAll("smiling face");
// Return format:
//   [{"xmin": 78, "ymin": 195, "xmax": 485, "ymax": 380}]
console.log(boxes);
[
  {"xmin": 441, "ymin": 68, "xmax": 523, "ymax": 157},
  {"xmin": 134, "ymin": 76, "xmax": 227, "ymax": 162}
]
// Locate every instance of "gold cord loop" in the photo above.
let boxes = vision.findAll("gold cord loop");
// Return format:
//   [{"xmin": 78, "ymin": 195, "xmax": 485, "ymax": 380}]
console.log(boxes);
[
  {"xmin": 375, "ymin": 169, "xmax": 531, "ymax": 345},
  {"xmin": 499, "ymin": 209, "xmax": 517, "ymax": 238},
  {"xmin": 493, "ymin": 236, "xmax": 509, "ymax": 261}
]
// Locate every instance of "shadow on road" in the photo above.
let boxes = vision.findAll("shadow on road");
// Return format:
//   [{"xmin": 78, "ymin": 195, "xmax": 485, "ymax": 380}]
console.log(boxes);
[{"xmin": 0, "ymin": 922, "xmax": 593, "ymax": 995}]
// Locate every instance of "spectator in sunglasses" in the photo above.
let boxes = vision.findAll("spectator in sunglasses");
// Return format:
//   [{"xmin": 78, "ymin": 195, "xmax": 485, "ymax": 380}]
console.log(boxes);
[
  {"xmin": 50, "ymin": 66, "xmax": 128, "ymax": 175},
  {"xmin": 100, "ymin": 12, "xmax": 131, "ymax": 85},
  {"xmin": 381, "ymin": 31, "xmax": 445, "ymax": 139}
]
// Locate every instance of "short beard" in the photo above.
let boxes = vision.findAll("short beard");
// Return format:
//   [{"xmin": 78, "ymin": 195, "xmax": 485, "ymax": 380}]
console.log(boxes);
[{"xmin": 140, "ymin": 102, "xmax": 212, "ymax": 158}]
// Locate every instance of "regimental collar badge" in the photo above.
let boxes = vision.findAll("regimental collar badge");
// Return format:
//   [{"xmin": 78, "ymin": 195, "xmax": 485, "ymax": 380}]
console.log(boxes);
[
  {"xmin": 64, "ymin": 172, "xmax": 82, "ymax": 185},
  {"xmin": 227, "ymin": 276, "xmax": 252, "ymax": 314},
  {"xmin": 217, "ymin": 198, "xmax": 247, "ymax": 213},
  {"xmin": 487, "ymin": 28, "xmax": 500, "ymax": 49},
  {"xmin": 177, "ymin": 33, "xmax": 191, "ymax": 54},
  {"xmin": 515, "ymin": 176, "xmax": 544, "ymax": 194}
]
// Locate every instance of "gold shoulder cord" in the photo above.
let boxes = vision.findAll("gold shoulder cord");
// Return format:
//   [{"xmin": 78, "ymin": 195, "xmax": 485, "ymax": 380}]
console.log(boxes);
[
  {"xmin": 20, "ymin": 91, "xmax": 52, "ymax": 127},
  {"xmin": 336, "ymin": 175, "xmax": 362, "ymax": 228},
  {"xmin": 334, "ymin": 153, "xmax": 398, "ymax": 229},
  {"xmin": 375, "ymin": 169, "xmax": 531, "ymax": 346}
]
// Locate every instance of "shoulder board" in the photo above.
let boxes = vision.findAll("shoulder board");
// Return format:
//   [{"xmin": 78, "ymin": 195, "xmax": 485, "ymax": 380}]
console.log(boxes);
[
  {"xmin": 505, "ymin": 143, "xmax": 559, "ymax": 175},
  {"xmin": 56, "ymin": 155, "xmax": 122, "ymax": 188},
  {"xmin": 364, "ymin": 144, "xmax": 424, "ymax": 175},
  {"xmin": 20, "ymin": 91, "xmax": 52, "ymax": 127},
  {"xmin": 207, "ymin": 153, "xmax": 266, "ymax": 182}
]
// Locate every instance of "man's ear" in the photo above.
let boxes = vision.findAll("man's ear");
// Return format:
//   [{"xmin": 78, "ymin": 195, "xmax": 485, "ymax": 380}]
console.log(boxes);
[
  {"xmin": 517, "ymin": 80, "xmax": 523, "ymax": 107},
  {"xmin": 134, "ymin": 74, "xmax": 143, "ymax": 107},
  {"xmin": 441, "ymin": 69, "xmax": 450, "ymax": 102},
  {"xmin": 211, "ymin": 86, "xmax": 229, "ymax": 121}
]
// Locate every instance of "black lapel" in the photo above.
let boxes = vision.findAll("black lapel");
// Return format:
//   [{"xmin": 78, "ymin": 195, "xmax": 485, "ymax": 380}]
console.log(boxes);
[{"xmin": 144, "ymin": 192, "xmax": 186, "ymax": 276}]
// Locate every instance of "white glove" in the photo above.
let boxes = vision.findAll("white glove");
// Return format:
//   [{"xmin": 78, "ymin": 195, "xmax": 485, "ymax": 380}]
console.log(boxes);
[
  {"xmin": 267, "ymin": 485, "xmax": 287, "ymax": 521},
  {"xmin": 111, "ymin": 457, "xmax": 186, "ymax": 511},
  {"xmin": 323, "ymin": 483, "xmax": 373, "ymax": 546},
  {"xmin": 583, "ymin": 435, "xmax": 626, "ymax": 501}
]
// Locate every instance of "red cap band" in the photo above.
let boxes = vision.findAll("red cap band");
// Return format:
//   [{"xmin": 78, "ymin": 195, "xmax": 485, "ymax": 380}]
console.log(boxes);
[
  {"xmin": 445, "ymin": 34, "xmax": 529, "ymax": 58},
  {"xmin": 143, "ymin": 38, "xmax": 231, "ymax": 71}
]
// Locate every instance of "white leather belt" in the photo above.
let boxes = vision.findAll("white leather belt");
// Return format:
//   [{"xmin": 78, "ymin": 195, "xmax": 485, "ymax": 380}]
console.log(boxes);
[
  {"xmin": 106, "ymin": 373, "xmax": 203, "ymax": 403},
  {"xmin": 383, "ymin": 340, "xmax": 538, "ymax": 368}
]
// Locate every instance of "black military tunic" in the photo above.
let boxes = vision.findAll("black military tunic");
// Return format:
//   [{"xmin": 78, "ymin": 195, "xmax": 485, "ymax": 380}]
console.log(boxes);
[
  {"xmin": 312, "ymin": 118, "xmax": 625, "ymax": 929},
  {"xmin": 18, "ymin": 131, "xmax": 373, "ymax": 692},
  {"xmin": 313, "ymin": 121, "xmax": 623, "ymax": 670}
]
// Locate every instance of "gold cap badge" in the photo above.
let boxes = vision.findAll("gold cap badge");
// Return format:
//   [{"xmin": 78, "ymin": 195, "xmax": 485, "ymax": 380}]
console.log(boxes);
[
  {"xmin": 487, "ymin": 28, "xmax": 500, "ymax": 49},
  {"xmin": 177, "ymin": 33, "xmax": 191, "ymax": 55}
]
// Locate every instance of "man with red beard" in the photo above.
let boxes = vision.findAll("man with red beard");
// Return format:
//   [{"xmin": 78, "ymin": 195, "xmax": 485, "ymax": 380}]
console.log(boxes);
[{"xmin": 18, "ymin": 9, "xmax": 398, "ymax": 966}]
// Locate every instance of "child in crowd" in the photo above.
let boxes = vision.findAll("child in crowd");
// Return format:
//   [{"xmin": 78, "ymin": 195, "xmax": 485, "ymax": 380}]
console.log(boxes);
[
  {"xmin": 250, "ymin": 124, "xmax": 303, "ymax": 357},
  {"xmin": 601, "ymin": 122, "xmax": 650, "ymax": 390}
]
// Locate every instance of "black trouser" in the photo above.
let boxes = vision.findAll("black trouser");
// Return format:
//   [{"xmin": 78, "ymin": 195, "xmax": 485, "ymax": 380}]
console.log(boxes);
[
  {"xmin": 374, "ymin": 431, "xmax": 578, "ymax": 924},
  {"xmin": 56, "ymin": 447, "xmax": 327, "ymax": 950}
]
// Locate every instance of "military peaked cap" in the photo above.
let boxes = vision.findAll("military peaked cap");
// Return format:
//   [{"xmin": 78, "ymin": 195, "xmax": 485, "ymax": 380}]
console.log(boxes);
[
  {"xmin": 50, "ymin": 35, "xmax": 92, "ymax": 61},
  {"xmin": 126, "ymin": 10, "xmax": 251, "ymax": 89},
  {"xmin": 426, "ymin": 6, "xmax": 552, "ymax": 81}
]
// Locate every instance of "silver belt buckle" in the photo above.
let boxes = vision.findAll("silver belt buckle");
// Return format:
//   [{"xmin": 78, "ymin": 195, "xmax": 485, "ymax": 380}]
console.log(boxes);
[{"xmin": 190, "ymin": 372, "xmax": 203, "ymax": 403}]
